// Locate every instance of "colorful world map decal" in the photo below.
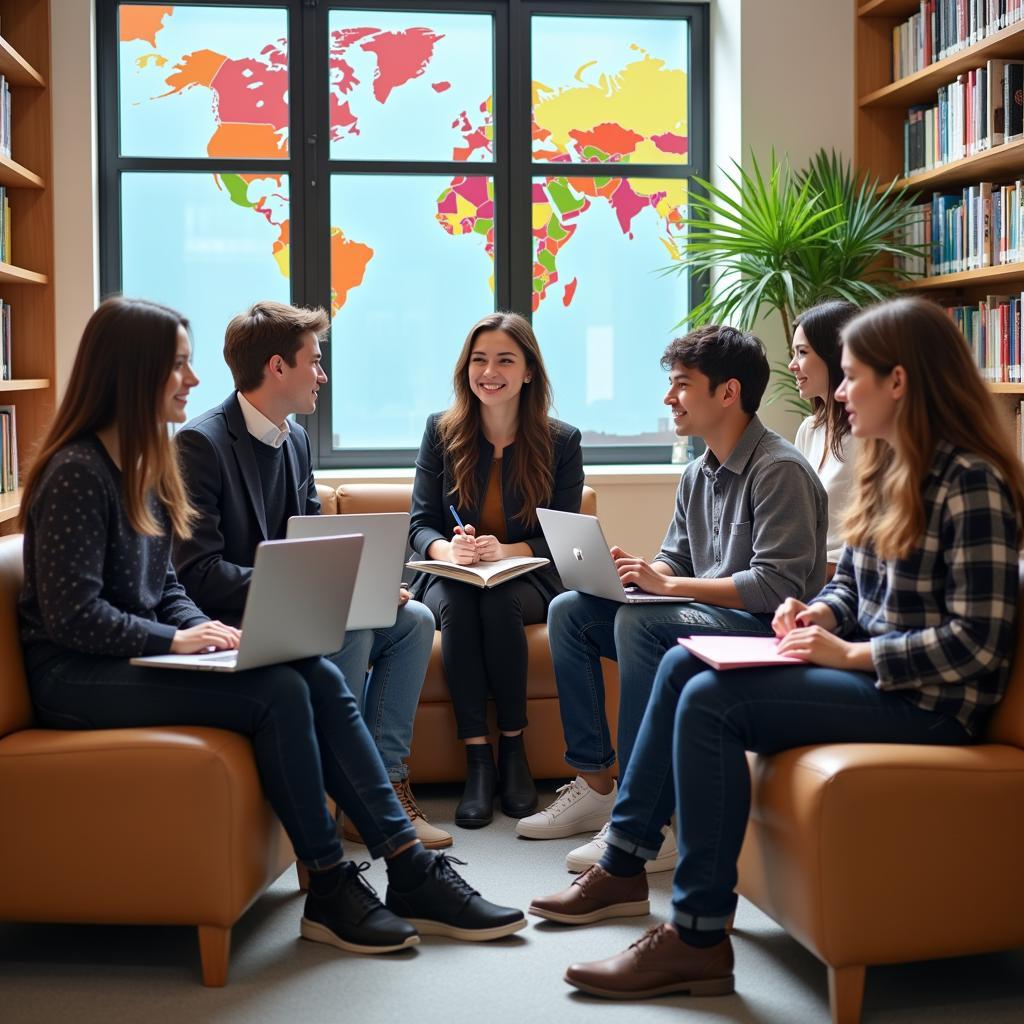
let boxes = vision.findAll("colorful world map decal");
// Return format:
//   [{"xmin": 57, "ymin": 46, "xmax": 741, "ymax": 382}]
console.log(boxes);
[{"xmin": 119, "ymin": 5, "xmax": 687, "ymax": 315}]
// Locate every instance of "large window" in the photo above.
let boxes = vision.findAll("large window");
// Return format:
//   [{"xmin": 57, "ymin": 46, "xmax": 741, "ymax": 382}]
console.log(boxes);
[{"xmin": 99, "ymin": 1, "xmax": 708, "ymax": 465}]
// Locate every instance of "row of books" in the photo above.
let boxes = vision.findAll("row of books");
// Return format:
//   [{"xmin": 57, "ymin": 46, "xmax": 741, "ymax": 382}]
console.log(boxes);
[
  {"xmin": 0, "ymin": 76, "xmax": 11, "ymax": 159},
  {"xmin": 893, "ymin": 1, "xmax": 1024, "ymax": 80},
  {"xmin": 0, "ymin": 404, "xmax": 17, "ymax": 493},
  {"xmin": 946, "ymin": 294, "xmax": 1024, "ymax": 381},
  {"xmin": 896, "ymin": 181, "xmax": 1024, "ymax": 276},
  {"xmin": 0, "ymin": 301, "xmax": 10, "ymax": 380},
  {"xmin": 903, "ymin": 59, "xmax": 1024, "ymax": 176}
]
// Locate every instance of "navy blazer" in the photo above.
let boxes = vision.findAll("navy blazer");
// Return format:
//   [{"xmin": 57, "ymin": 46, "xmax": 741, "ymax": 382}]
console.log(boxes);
[
  {"xmin": 409, "ymin": 412, "xmax": 584, "ymax": 603},
  {"xmin": 172, "ymin": 393, "xmax": 319, "ymax": 625}
]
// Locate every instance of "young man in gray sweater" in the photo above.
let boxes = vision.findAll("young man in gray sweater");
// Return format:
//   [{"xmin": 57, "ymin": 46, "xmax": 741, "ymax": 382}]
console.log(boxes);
[{"xmin": 517, "ymin": 325, "xmax": 828, "ymax": 870}]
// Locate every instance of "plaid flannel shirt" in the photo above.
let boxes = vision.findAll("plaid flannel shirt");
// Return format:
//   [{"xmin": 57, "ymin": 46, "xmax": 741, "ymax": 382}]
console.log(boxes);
[{"xmin": 814, "ymin": 441, "xmax": 1019, "ymax": 737}]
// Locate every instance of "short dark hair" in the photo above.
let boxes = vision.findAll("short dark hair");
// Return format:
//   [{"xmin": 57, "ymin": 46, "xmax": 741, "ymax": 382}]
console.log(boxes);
[
  {"xmin": 224, "ymin": 300, "xmax": 329, "ymax": 392},
  {"xmin": 661, "ymin": 325, "xmax": 770, "ymax": 414}
]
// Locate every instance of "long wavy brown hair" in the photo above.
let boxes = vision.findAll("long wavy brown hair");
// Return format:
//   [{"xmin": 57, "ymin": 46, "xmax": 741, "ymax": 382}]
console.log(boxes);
[
  {"xmin": 19, "ymin": 297, "xmax": 197, "ymax": 539},
  {"xmin": 437, "ymin": 312, "xmax": 554, "ymax": 527},
  {"xmin": 841, "ymin": 297, "xmax": 1024, "ymax": 559}
]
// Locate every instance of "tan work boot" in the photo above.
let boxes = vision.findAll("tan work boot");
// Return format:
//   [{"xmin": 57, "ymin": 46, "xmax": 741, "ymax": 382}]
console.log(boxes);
[
  {"xmin": 529, "ymin": 864, "xmax": 650, "ymax": 924},
  {"xmin": 342, "ymin": 779, "xmax": 454, "ymax": 850},
  {"xmin": 564, "ymin": 923, "xmax": 734, "ymax": 999}
]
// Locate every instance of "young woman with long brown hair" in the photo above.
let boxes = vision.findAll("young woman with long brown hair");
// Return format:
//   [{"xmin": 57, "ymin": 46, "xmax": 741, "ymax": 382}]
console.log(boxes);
[
  {"xmin": 788, "ymin": 299, "xmax": 860, "ymax": 575},
  {"xmin": 409, "ymin": 311, "xmax": 584, "ymax": 828},
  {"xmin": 18, "ymin": 297, "xmax": 525, "ymax": 956},
  {"xmin": 532, "ymin": 296, "xmax": 1024, "ymax": 999}
]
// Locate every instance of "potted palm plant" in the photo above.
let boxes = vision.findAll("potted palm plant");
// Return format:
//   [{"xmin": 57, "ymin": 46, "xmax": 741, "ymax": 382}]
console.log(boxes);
[{"xmin": 666, "ymin": 148, "xmax": 924, "ymax": 414}]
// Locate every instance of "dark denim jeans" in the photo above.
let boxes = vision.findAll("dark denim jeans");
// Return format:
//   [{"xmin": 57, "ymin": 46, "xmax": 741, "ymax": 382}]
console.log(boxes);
[
  {"xmin": 546, "ymin": 591, "xmax": 773, "ymax": 776},
  {"xmin": 606, "ymin": 645, "xmax": 971, "ymax": 931},
  {"xmin": 30, "ymin": 653, "xmax": 419, "ymax": 869}
]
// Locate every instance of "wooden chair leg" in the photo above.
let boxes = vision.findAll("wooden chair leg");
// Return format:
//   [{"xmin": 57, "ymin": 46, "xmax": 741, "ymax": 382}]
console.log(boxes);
[
  {"xmin": 198, "ymin": 925, "xmax": 231, "ymax": 987},
  {"xmin": 296, "ymin": 862, "xmax": 310, "ymax": 893},
  {"xmin": 828, "ymin": 964, "xmax": 866, "ymax": 1024}
]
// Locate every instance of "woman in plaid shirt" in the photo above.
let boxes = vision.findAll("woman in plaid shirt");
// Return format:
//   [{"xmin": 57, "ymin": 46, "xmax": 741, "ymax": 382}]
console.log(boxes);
[{"xmin": 534, "ymin": 297, "xmax": 1024, "ymax": 1000}]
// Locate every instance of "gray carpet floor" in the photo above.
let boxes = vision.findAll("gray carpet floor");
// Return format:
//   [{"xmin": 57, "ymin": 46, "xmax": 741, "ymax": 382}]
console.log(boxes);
[{"xmin": 3, "ymin": 782, "xmax": 1023, "ymax": 1024}]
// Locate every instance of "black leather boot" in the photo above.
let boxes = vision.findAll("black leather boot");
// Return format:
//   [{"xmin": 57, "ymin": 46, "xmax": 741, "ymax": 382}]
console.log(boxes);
[
  {"xmin": 498, "ymin": 733, "xmax": 538, "ymax": 818},
  {"xmin": 455, "ymin": 743, "xmax": 497, "ymax": 829}
]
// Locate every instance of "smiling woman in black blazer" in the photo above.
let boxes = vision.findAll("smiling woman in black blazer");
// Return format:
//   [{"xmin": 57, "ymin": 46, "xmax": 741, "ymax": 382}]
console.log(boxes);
[{"xmin": 409, "ymin": 311, "xmax": 584, "ymax": 829}]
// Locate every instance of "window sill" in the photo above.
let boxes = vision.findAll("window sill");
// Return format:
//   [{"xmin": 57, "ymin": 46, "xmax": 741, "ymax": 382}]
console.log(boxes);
[{"xmin": 314, "ymin": 463, "xmax": 686, "ymax": 487}]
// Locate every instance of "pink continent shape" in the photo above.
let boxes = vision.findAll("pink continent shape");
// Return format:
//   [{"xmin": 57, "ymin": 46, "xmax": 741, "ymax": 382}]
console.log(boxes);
[{"xmin": 360, "ymin": 29, "xmax": 444, "ymax": 104}]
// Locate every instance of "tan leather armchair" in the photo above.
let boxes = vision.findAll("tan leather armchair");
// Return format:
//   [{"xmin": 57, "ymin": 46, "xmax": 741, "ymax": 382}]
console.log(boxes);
[
  {"xmin": 0, "ymin": 535, "xmax": 298, "ymax": 987},
  {"xmin": 736, "ymin": 582, "xmax": 1024, "ymax": 1024},
  {"xmin": 334, "ymin": 483, "xmax": 619, "ymax": 781}
]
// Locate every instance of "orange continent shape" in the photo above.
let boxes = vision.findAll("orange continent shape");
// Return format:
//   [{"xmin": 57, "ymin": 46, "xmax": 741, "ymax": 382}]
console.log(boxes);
[
  {"xmin": 208, "ymin": 123, "xmax": 286, "ymax": 159},
  {"xmin": 331, "ymin": 229, "xmax": 374, "ymax": 315},
  {"xmin": 160, "ymin": 49, "xmax": 228, "ymax": 95},
  {"xmin": 120, "ymin": 5, "xmax": 174, "ymax": 47}
]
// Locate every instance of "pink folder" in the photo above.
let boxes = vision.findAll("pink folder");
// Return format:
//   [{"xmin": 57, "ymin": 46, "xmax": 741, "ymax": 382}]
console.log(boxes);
[{"xmin": 677, "ymin": 635, "xmax": 806, "ymax": 671}]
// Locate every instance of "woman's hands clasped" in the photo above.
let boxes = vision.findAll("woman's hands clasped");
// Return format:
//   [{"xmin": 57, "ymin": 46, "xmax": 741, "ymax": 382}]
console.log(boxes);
[
  {"xmin": 450, "ymin": 524, "xmax": 504, "ymax": 564},
  {"xmin": 771, "ymin": 599, "xmax": 873, "ymax": 672},
  {"xmin": 171, "ymin": 620, "xmax": 242, "ymax": 654}
]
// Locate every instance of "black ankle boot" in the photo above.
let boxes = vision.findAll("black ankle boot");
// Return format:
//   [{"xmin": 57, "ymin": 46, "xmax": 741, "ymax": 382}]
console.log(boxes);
[
  {"xmin": 498, "ymin": 733, "xmax": 538, "ymax": 818},
  {"xmin": 455, "ymin": 743, "xmax": 497, "ymax": 829}
]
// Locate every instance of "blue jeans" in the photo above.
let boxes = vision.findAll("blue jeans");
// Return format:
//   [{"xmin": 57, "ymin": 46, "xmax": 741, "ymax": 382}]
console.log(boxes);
[
  {"xmin": 29, "ymin": 654, "xmax": 419, "ymax": 870},
  {"xmin": 607, "ymin": 646, "xmax": 971, "ymax": 931},
  {"xmin": 330, "ymin": 600, "xmax": 435, "ymax": 781},
  {"xmin": 547, "ymin": 591, "xmax": 772, "ymax": 775}
]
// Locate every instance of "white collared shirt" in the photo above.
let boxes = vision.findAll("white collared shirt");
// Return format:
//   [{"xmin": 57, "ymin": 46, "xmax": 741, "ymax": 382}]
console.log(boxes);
[{"xmin": 236, "ymin": 391, "xmax": 290, "ymax": 449}]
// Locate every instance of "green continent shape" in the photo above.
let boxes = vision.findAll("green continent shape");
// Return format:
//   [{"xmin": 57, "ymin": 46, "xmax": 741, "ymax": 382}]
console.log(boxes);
[
  {"xmin": 220, "ymin": 173, "xmax": 254, "ymax": 209},
  {"xmin": 546, "ymin": 179, "xmax": 586, "ymax": 215}
]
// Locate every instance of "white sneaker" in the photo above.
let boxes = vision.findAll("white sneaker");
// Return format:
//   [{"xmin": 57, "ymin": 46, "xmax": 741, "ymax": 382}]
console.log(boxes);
[
  {"xmin": 515, "ymin": 777, "xmax": 617, "ymax": 839},
  {"xmin": 566, "ymin": 823, "xmax": 678, "ymax": 874}
]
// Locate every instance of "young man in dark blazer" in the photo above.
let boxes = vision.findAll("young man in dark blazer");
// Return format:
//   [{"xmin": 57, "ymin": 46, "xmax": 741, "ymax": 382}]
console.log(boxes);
[{"xmin": 172, "ymin": 301, "xmax": 450, "ymax": 848}]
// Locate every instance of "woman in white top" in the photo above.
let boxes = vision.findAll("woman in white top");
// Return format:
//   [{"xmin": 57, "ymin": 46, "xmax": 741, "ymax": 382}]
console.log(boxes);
[{"xmin": 788, "ymin": 299, "xmax": 860, "ymax": 576}]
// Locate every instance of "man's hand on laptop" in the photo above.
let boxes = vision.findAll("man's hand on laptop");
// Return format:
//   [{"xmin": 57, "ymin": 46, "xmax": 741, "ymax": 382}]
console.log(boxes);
[
  {"xmin": 611, "ymin": 547, "xmax": 676, "ymax": 596},
  {"xmin": 171, "ymin": 621, "xmax": 243, "ymax": 655}
]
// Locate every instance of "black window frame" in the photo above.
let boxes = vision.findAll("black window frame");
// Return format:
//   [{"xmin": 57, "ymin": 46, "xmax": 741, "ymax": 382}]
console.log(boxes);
[{"xmin": 97, "ymin": 0, "xmax": 709, "ymax": 468}]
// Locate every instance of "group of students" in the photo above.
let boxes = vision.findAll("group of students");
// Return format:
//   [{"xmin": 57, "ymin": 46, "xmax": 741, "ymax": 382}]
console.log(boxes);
[{"xmin": 15, "ymin": 291, "xmax": 1024, "ymax": 999}]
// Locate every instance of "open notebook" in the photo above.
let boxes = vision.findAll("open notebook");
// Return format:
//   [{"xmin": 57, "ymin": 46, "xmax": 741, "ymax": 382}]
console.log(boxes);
[
  {"xmin": 405, "ymin": 555, "xmax": 549, "ymax": 589},
  {"xmin": 677, "ymin": 636, "xmax": 806, "ymax": 671}
]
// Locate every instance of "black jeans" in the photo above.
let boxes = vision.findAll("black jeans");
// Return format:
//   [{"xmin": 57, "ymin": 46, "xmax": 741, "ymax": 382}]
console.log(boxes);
[
  {"xmin": 29, "ymin": 654, "xmax": 419, "ymax": 870},
  {"xmin": 422, "ymin": 576, "xmax": 548, "ymax": 738}
]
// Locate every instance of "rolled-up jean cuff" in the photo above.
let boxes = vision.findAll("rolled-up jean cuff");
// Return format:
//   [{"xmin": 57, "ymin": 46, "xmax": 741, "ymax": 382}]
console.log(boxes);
[
  {"xmin": 565, "ymin": 753, "xmax": 617, "ymax": 773},
  {"xmin": 302, "ymin": 849, "xmax": 346, "ymax": 871},
  {"xmin": 365, "ymin": 824, "xmax": 420, "ymax": 860},
  {"xmin": 606, "ymin": 826, "xmax": 662, "ymax": 861},
  {"xmin": 672, "ymin": 909, "xmax": 734, "ymax": 931}
]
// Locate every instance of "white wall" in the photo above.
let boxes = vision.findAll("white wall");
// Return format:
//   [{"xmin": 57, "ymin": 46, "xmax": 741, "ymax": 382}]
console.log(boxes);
[{"xmin": 47, "ymin": 0, "xmax": 854, "ymax": 556}]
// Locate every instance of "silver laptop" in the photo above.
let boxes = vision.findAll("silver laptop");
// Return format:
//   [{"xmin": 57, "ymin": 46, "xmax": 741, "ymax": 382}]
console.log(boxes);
[
  {"xmin": 286, "ymin": 513, "xmax": 409, "ymax": 630},
  {"xmin": 537, "ymin": 508, "xmax": 694, "ymax": 604},
  {"xmin": 130, "ymin": 535, "xmax": 363, "ymax": 672}
]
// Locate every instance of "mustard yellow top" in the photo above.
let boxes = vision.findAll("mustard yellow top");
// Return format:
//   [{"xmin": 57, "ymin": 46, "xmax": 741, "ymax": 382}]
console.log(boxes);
[{"xmin": 478, "ymin": 454, "xmax": 507, "ymax": 542}]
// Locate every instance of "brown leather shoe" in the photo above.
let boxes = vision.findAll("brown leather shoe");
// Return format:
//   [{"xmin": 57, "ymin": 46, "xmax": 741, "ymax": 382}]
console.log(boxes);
[
  {"xmin": 341, "ymin": 780, "xmax": 454, "ymax": 850},
  {"xmin": 565, "ymin": 923, "xmax": 734, "ymax": 999},
  {"xmin": 529, "ymin": 864, "xmax": 650, "ymax": 924}
]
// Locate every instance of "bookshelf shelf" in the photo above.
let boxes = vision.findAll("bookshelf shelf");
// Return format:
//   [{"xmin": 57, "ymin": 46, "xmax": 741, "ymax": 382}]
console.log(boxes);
[
  {"xmin": 858, "ymin": 0, "xmax": 919, "ymax": 17},
  {"xmin": 0, "ymin": 153, "xmax": 43, "ymax": 189},
  {"xmin": 0, "ymin": 262, "xmax": 47, "ymax": 285},
  {"xmin": 0, "ymin": 34, "xmax": 43, "ymax": 87},
  {"xmin": 0, "ymin": 5, "xmax": 55, "ymax": 538},
  {"xmin": 860, "ymin": 22, "xmax": 1024, "ymax": 108},
  {"xmin": 0, "ymin": 486, "xmax": 22, "ymax": 524},
  {"xmin": 892, "ymin": 137, "xmax": 1024, "ymax": 191},
  {"xmin": 897, "ymin": 263, "xmax": 1024, "ymax": 290},
  {"xmin": 989, "ymin": 383, "xmax": 1024, "ymax": 394}
]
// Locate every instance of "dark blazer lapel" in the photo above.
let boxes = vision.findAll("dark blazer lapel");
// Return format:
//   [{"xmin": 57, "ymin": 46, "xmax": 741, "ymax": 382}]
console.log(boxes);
[
  {"xmin": 224, "ymin": 394, "xmax": 268, "ymax": 540},
  {"xmin": 282, "ymin": 431, "xmax": 303, "ymax": 520}
]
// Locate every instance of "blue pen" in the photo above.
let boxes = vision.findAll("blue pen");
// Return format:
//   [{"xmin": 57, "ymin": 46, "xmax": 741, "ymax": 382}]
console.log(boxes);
[{"xmin": 449, "ymin": 504, "xmax": 467, "ymax": 531}]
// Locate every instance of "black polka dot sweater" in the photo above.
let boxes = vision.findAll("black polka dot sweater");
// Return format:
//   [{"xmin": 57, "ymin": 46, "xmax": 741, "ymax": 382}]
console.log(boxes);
[{"xmin": 18, "ymin": 435, "xmax": 209, "ymax": 664}]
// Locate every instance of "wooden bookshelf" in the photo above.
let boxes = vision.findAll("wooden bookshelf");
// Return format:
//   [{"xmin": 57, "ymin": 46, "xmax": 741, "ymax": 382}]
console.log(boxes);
[
  {"xmin": 855, "ymin": 2, "xmax": 1024, "ymax": 433},
  {"xmin": 0, "ymin": 0, "xmax": 55, "ymax": 536}
]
